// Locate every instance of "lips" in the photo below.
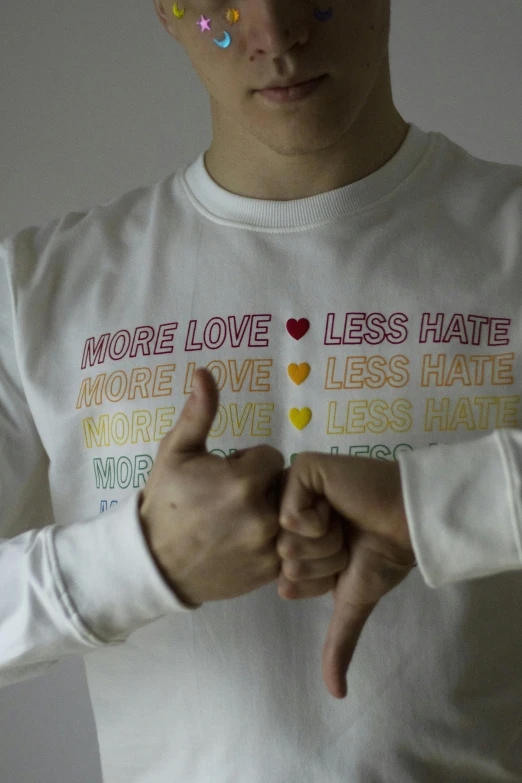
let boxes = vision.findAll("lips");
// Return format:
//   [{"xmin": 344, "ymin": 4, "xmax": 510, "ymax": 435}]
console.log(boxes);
[
  {"xmin": 255, "ymin": 75, "xmax": 327, "ymax": 103},
  {"xmin": 258, "ymin": 75, "xmax": 325, "ymax": 91},
  {"xmin": 271, "ymin": 78, "xmax": 317, "ymax": 90}
]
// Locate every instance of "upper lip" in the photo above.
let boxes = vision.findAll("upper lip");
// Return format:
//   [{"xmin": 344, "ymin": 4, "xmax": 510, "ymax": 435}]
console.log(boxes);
[{"xmin": 258, "ymin": 74, "xmax": 324, "ymax": 90}]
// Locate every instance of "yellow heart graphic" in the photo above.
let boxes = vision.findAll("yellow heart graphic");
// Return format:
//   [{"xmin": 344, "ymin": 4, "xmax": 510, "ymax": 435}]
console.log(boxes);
[
  {"xmin": 287, "ymin": 363, "xmax": 310, "ymax": 385},
  {"xmin": 289, "ymin": 408, "xmax": 312, "ymax": 430}
]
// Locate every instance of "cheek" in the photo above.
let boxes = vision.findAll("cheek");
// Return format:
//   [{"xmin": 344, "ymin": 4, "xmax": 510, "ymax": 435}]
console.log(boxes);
[
  {"xmin": 177, "ymin": 2, "xmax": 337, "ymax": 56},
  {"xmin": 180, "ymin": 7, "xmax": 239, "ymax": 51},
  {"xmin": 185, "ymin": 41, "xmax": 235, "ymax": 99}
]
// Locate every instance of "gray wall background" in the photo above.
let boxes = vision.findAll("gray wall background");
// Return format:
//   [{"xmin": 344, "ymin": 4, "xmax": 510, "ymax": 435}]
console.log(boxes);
[{"xmin": 1, "ymin": 0, "xmax": 521, "ymax": 780}]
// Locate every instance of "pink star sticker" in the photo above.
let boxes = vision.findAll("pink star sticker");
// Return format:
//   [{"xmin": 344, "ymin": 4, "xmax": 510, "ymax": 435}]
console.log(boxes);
[{"xmin": 197, "ymin": 16, "xmax": 212, "ymax": 32}]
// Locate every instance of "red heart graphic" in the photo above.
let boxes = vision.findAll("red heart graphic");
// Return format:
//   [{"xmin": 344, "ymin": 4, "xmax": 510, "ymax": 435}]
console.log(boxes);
[{"xmin": 286, "ymin": 318, "xmax": 310, "ymax": 340}]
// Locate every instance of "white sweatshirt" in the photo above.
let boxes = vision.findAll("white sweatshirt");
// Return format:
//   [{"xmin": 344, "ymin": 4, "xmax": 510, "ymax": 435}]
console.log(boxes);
[{"xmin": 1, "ymin": 122, "xmax": 522, "ymax": 782}]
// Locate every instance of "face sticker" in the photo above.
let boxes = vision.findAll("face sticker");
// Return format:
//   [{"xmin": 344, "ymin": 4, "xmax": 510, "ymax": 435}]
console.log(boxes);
[
  {"xmin": 172, "ymin": 3, "xmax": 333, "ymax": 48},
  {"xmin": 313, "ymin": 6, "xmax": 333, "ymax": 21}
]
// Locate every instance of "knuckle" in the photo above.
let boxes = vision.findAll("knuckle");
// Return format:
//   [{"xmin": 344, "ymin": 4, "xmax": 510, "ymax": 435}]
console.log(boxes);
[
  {"xmin": 284, "ymin": 559, "xmax": 305, "ymax": 580},
  {"xmin": 277, "ymin": 535, "xmax": 298, "ymax": 559},
  {"xmin": 262, "ymin": 444, "xmax": 286, "ymax": 467},
  {"xmin": 250, "ymin": 444, "xmax": 285, "ymax": 470},
  {"xmin": 256, "ymin": 525, "xmax": 273, "ymax": 550},
  {"xmin": 233, "ymin": 475, "xmax": 256, "ymax": 504},
  {"xmin": 249, "ymin": 515, "xmax": 278, "ymax": 550},
  {"xmin": 292, "ymin": 451, "xmax": 309, "ymax": 469},
  {"xmin": 244, "ymin": 521, "xmax": 266, "ymax": 550}
]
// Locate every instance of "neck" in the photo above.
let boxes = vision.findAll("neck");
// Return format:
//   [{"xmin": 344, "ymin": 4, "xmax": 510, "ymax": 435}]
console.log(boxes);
[{"xmin": 204, "ymin": 60, "xmax": 410, "ymax": 201}]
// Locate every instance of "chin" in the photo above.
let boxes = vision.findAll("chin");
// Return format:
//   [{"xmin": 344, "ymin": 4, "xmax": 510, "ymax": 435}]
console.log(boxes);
[{"xmin": 257, "ymin": 126, "xmax": 340, "ymax": 157}]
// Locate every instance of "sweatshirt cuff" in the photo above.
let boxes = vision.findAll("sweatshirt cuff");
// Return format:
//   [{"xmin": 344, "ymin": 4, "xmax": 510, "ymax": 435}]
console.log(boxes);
[
  {"xmin": 396, "ymin": 430, "xmax": 522, "ymax": 588},
  {"xmin": 52, "ymin": 492, "xmax": 201, "ymax": 644}
]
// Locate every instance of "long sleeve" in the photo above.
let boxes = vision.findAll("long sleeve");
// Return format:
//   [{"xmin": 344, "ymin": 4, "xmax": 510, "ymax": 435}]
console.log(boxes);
[
  {"xmin": 0, "ymin": 237, "xmax": 197, "ymax": 691},
  {"xmin": 397, "ymin": 429, "xmax": 522, "ymax": 588}
]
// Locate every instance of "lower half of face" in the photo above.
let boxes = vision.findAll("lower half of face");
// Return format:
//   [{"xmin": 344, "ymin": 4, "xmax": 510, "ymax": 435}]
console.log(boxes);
[{"xmin": 175, "ymin": 0, "xmax": 391, "ymax": 156}]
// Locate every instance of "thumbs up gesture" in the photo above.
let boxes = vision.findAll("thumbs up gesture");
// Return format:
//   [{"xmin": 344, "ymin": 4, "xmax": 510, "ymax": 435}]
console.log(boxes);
[{"xmin": 277, "ymin": 452, "xmax": 416, "ymax": 699}]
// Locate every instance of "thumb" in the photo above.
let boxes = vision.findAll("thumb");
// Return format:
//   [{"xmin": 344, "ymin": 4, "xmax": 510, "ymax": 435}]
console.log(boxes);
[
  {"xmin": 321, "ymin": 533, "xmax": 412, "ymax": 700},
  {"xmin": 168, "ymin": 367, "xmax": 220, "ymax": 455},
  {"xmin": 323, "ymin": 532, "xmax": 378, "ymax": 699},
  {"xmin": 321, "ymin": 546, "xmax": 375, "ymax": 700}
]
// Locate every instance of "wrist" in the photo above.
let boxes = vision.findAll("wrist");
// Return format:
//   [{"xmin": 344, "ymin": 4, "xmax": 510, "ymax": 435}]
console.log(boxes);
[
  {"xmin": 137, "ymin": 492, "xmax": 203, "ymax": 609},
  {"xmin": 390, "ymin": 462, "xmax": 416, "ymax": 565}
]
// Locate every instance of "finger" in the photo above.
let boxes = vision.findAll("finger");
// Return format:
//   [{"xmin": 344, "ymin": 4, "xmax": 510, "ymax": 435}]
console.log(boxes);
[
  {"xmin": 277, "ymin": 519, "xmax": 344, "ymax": 560},
  {"xmin": 321, "ymin": 536, "xmax": 413, "ymax": 700},
  {"xmin": 322, "ymin": 600, "xmax": 370, "ymax": 699},
  {"xmin": 280, "ymin": 456, "xmax": 329, "ymax": 537},
  {"xmin": 278, "ymin": 572, "xmax": 336, "ymax": 600},
  {"xmin": 282, "ymin": 549, "xmax": 349, "ymax": 582},
  {"xmin": 281, "ymin": 505, "xmax": 329, "ymax": 538},
  {"xmin": 322, "ymin": 555, "xmax": 375, "ymax": 699}
]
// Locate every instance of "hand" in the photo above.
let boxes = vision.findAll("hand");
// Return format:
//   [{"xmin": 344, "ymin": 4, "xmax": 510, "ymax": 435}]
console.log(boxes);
[
  {"xmin": 277, "ymin": 452, "xmax": 416, "ymax": 700},
  {"xmin": 139, "ymin": 367, "xmax": 353, "ymax": 607},
  {"xmin": 273, "ymin": 474, "xmax": 350, "ymax": 600},
  {"xmin": 139, "ymin": 367, "xmax": 286, "ymax": 607}
]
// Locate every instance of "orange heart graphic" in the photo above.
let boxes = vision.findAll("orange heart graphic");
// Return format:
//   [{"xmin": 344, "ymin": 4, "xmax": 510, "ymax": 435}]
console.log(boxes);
[
  {"xmin": 287, "ymin": 363, "xmax": 310, "ymax": 385},
  {"xmin": 289, "ymin": 408, "xmax": 312, "ymax": 431}
]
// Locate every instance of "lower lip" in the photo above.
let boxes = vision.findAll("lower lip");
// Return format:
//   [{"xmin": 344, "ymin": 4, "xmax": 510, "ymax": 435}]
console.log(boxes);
[{"xmin": 257, "ymin": 75, "xmax": 327, "ymax": 103}]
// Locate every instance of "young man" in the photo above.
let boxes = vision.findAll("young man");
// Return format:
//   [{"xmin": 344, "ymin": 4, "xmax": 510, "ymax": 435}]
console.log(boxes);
[{"xmin": 1, "ymin": 1, "xmax": 522, "ymax": 781}]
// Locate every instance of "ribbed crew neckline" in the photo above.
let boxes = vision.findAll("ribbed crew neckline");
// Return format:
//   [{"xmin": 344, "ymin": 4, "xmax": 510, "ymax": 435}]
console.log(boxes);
[{"xmin": 180, "ymin": 122, "xmax": 438, "ymax": 229}]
